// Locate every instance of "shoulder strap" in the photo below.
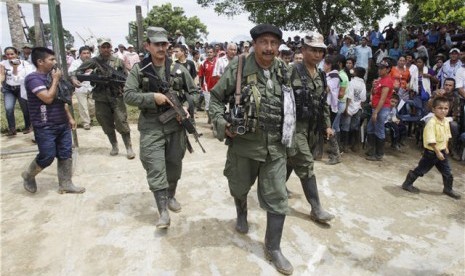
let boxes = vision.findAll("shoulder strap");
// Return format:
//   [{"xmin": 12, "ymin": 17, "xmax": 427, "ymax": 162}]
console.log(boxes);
[
  {"xmin": 318, "ymin": 69, "xmax": 327, "ymax": 93},
  {"xmin": 235, "ymin": 55, "xmax": 245, "ymax": 105},
  {"xmin": 296, "ymin": 62, "xmax": 308, "ymax": 87}
]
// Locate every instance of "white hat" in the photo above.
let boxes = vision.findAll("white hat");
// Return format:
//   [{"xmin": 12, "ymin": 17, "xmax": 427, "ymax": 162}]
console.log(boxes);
[
  {"xmin": 449, "ymin": 48, "xmax": 460, "ymax": 53},
  {"xmin": 278, "ymin": 44, "xmax": 290, "ymax": 52},
  {"xmin": 127, "ymin": 44, "xmax": 134, "ymax": 48}
]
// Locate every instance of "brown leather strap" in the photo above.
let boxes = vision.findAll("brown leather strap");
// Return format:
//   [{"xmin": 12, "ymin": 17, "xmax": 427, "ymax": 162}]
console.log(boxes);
[{"xmin": 234, "ymin": 55, "xmax": 244, "ymax": 105}]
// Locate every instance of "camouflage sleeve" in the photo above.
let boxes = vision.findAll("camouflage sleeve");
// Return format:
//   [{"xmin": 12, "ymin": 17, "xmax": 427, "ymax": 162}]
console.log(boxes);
[
  {"xmin": 179, "ymin": 65, "xmax": 197, "ymax": 95},
  {"xmin": 209, "ymin": 57, "xmax": 238, "ymax": 141},
  {"xmin": 70, "ymin": 59, "xmax": 98, "ymax": 77}
]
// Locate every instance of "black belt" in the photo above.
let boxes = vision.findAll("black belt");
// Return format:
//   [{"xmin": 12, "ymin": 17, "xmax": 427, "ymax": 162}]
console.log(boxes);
[{"xmin": 3, "ymin": 84, "xmax": 20, "ymax": 90}]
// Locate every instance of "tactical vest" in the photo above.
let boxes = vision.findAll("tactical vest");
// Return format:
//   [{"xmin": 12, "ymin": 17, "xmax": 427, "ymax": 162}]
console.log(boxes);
[
  {"xmin": 139, "ymin": 56, "xmax": 187, "ymax": 113},
  {"xmin": 292, "ymin": 63, "xmax": 327, "ymax": 121},
  {"xmin": 230, "ymin": 57, "xmax": 287, "ymax": 134}
]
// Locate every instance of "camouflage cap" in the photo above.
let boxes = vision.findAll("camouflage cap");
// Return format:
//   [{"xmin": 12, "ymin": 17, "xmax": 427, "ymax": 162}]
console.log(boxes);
[
  {"xmin": 98, "ymin": 38, "xmax": 112, "ymax": 47},
  {"xmin": 147, "ymin": 27, "xmax": 169, "ymax": 43},
  {"xmin": 303, "ymin": 31, "xmax": 327, "ymax": 49},
  {"xmin": 22, "ymin": 43, "xmax": 33, "ymax": 49}
]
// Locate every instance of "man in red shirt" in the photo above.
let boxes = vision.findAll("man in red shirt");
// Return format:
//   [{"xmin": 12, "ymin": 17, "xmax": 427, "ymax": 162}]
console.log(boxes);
[
  {"xmin": 366, "ymin": 59, "xmax": 394, "ymax": 161},
  {"xmin": 198, "ymin": 46, "xmax": 217, "ymax": 124}
]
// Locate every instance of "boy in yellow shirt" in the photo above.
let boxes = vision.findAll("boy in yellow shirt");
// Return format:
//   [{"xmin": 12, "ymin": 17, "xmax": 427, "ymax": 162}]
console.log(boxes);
[{"xmin": 401, "ymin": 96, "xmax": 461, "ymax": 199}]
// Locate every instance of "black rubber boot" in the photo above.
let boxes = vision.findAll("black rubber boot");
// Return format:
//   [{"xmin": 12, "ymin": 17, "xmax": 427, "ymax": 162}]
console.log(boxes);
[
  {"xmin": 207, "ymin": 112, "xmax": 212, "ymax": 124},
  {"xmin": 21, "ymin": 159, "xmax": 42, "ymax": 193},
  {"xmin": 167, "ymin": 182, "xmax": 182, "ymax": 212},
  {"xmin": 350, "ymin": 130, "xmax": 361, "ymax": 152},
  {"xmin": 153, "ymin": 189, "xmax": 171, "ymax": 228},
  {"xmin": 366, "ymin": 137, "xmax": 384, "ymax": 161},
  {"xmin": 121, "ymin": 133, "xmax": 136, "ymax": 159},
  {"xmin": 365, "ymin": 134, "xmax": 375, "ymax": 157},
  {"xmin": 301, "ymin": 176, "xmax": 335, "ymax": 223},
  {"xmin": 107, "ymin": 132, "xmax": 119, "ymax": 156},
  {"xmin": 234, "ymin": 197, "xmax": 248, "ymax": 233},
  {"xmin": 442, "ymin": 176, "xmax": 461, "ymax": 200},
  {"xmin": 264, "ymin": 212, "xmax": 293, "ymax": 275},
  {"xmin": 196, "ymin": 95, "xmax": 205, "ymax": 111},
  {"xmin": 327, "ymin": 135, "xmax": 341, "ymax": 165},
  {"xmin": 340, "ymin": 131, "xmax": 349, "ymax": 153},
  {"xmin": 57, "ymin": 159, "xmax": 86, "ymax": 194},
  {"xmin": 401, "ymin": 170, "xmax": 420, "ymax": 193}
]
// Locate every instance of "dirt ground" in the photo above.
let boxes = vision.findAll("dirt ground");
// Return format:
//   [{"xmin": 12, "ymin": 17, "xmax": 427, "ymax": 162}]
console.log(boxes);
[{"xmin": 1, "ymin": 113, "xmax": 464, "ymax": 276}]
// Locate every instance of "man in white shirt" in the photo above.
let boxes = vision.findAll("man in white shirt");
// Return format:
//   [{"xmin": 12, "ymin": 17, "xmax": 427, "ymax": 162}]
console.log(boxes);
[
  {"xmin": 355, "ymin": 37, "xmax": 372, "ymax": 79},
  {"xmin": 440, "ymin": 48, "xmax": 463, "ymax": 88},
  {"xmin": 123, "ymin": 44, "xmax": 140, "ymax": 71},
  {"xmin": 455, "ymin": 49, "xmax": 465, "ymax": 98},
  {"xmin": 212, "ymin": 42, "xmax": 237, "ymax": 78},
  {"xmin": 68, "ymin": 46, "xmax": 95, "ymax": 130}
]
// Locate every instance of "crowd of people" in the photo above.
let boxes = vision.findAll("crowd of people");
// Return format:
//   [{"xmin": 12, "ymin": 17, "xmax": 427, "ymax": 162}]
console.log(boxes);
[{"xmin": 1, "ymin": 20, "xmax": 464, "ymax": 275}]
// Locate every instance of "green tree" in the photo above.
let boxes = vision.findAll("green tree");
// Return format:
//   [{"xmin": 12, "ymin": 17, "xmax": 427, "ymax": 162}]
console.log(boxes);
[
  {"xmin": 126, "ymin": 3, "xmax": 208, "ymax": 46},
  {"xmin": 197, "ymin": 0, "xmax": 402, "ymax": 36},
  {"xmin": 404, "ymin": 0, "xmax": 465, "ymax": 27},
  {"xmin": 28, "ymin": 23, "xmax": 74, "ymax": 47}
]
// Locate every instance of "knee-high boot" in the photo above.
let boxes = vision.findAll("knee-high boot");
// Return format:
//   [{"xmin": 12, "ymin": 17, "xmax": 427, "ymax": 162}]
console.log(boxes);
[
  {"xmin": 401, "ymin": 170, "xmax": 420, "ymax": 193},
  {"xmin": 121, "ymin": 133, "xmax": 136, "ymax": 159},
  {"xmin": 264, "ymin": 212, "xmax": 293, "ymax": 275},
  {"xmin": 57, "ymin": 159, "xmax": 86, "ymax": 194},
  {"xmin": 301, "ymin": 175, "xmax": 334, "ymax": 223},
  {"xmin": 442, "ymin": 175, "xmax": 461, "ymax": 199},
  {"xmin": 21, "ymin": 158, "xmax": 43, "ymax": 193},
  {"xmin": 167, "ymin": 181, "xmax": 182, "ymax": 212},
  {"xmin": 107, "ymin": 132, "xmax": 119, "ymax": 156},
  {"xmin": 153, "ymin": 189, "xmax": 170, "ymax": 228},
  {"xmin": 234, "ymin": 197, "xmax": 248, "ymax": 233}
]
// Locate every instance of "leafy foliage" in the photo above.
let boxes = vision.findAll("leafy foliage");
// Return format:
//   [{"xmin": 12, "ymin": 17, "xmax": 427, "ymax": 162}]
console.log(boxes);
[
  {"xmin": 126, "ymin": 3, "xmax": 208, "ymax": 46},
  {"xmin": 196, "ymin": 0, "xmax": 402, "ymax": 36},
  {"xmin": 404, "ymin": 0, "xmax": 465, "ymax": 27},
  {"xmin": 28, "ymin": 23, "xmax": 74, "ymax": 47}
]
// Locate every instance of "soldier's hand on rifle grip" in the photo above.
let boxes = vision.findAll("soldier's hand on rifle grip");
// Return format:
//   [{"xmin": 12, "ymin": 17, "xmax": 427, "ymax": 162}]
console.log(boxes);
[
  {"xmin": 71, "ymin": 78, "xmax": 82, "ymax": 88},
  {"xmin": 225, "ymin": 123, "xmax": 237, "ymax": 139},
  {"xmin": 154, "ymin": 92, "xmax": 174, "ymax": 106}
]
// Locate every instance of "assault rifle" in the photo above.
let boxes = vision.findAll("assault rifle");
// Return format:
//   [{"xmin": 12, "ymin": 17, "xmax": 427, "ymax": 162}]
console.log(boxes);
[
  {"xmin": 75, "ymin": 73, "xmax": 126, "ymax": 85},
  {"xmin": 159, "ymin": 89, "xmax": 206, "ymax": 153}
]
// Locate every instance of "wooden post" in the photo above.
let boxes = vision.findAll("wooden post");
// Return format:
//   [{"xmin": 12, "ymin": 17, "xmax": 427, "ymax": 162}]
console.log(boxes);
[
  {"xmin": 32, "ymin": 4, "xmax": 44, "ymax": 46},
  {"xmin": 136, "ymin": 5, "xmax": 144, "ymax": 52}
]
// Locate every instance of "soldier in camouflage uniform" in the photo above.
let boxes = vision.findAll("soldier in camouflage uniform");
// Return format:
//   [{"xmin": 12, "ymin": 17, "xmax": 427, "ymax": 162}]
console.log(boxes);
[
  {"xmin": 124, "ymin": 27, "xmax": 197, "ymax": 229},
  {"xmin": 209, "ymin": 24, "xmax": 294, "ymax": 275},
  {"xmin": 287, "ymin": 32, "xmax": 335, "ymax": 224},
  {"xmin": 71, "ymin": 38, "xmax": 135, "ymax": 159}
]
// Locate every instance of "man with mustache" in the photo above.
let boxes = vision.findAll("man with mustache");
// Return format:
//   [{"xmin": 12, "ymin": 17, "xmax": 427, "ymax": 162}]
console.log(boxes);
[
  {"xmin": 124, "ymin": 27, "xmax": 197, "ymax": 229},
  {"xmin": 209, "ymin": 24, "xmax": 295, "ymax": 275},
  {"xmin": 71, "ymin": 38, "xmax": 135, "ymax": 159}
]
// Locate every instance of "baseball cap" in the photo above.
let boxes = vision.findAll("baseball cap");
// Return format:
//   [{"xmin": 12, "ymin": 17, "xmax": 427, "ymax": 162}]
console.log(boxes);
[
  {"xmin": 243, "ymin": 41, "xmax": 250, "ymax": 47},
  {"xmin": 303, "ymin": 31, "xmax": 327, "ymax": 49},
  {"xmin": 23, "ymin": 43, "xmax": 33, "ymax": 49},
  {"xmin": 278, "ymin": 44, "xmax": 290, "ymax": 52},
  {"xmin": 449, "ymin": 48, "xmax": 460, "ymax": 54},
  {"xmin": 127, "ymin": 44, "xmax": 134, "ymax": 48},
  {"xmin": 250, "ymin": 24, "xmax": 282, "ymax": 40},
  {"xmin": 147, "ymin": 27, "xmax": 169, "ymax": 43},
  {"xmin": 98, "ymin": 38, "xmax": 112, "ymax": 47}
]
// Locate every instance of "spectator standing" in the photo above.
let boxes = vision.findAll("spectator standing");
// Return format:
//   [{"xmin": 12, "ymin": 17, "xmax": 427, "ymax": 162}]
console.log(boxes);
[
  {"xmin": 439, "ymin": 48, "xmax": 462, "ymax": 88},
  {"xmin": 366, "ymin": 59, "xmax": 394, "ymax": 161},
  {"xmin": 341, "ymin": 67, "xmax": 367, "ymax": 152},
  {"xmin": 68, "ymin": 46, "xmax": 95, "ymax": 130},
  {"xmin": 213, "ymin": 42, "xmax": 237, "ymax": 79},
  {"xmin": 123, "ymin": 44, "xmax": 140, "ymax": 71},
  {"xmin": 1, "ymin": 46, "xmax": 33, "ymax": 136},
  {"xmin": 197, "ymin": 46, "xmax": 217, "ymax": 123}
]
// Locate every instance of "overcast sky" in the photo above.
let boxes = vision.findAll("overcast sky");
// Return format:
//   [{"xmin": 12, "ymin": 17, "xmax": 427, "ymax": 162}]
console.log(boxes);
[{"xmin": 1, "ymin": 0, "xmax": 407, "ymax": 48}]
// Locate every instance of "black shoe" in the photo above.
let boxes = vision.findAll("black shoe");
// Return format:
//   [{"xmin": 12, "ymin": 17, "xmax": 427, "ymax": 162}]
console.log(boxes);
[
  {"xmin": 402, "ymin": 185, "xmax": 420, "ymax": 194},
  {"xmin": 443, "ymin": 189, "xmax": 461, "ymax": 200}
]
